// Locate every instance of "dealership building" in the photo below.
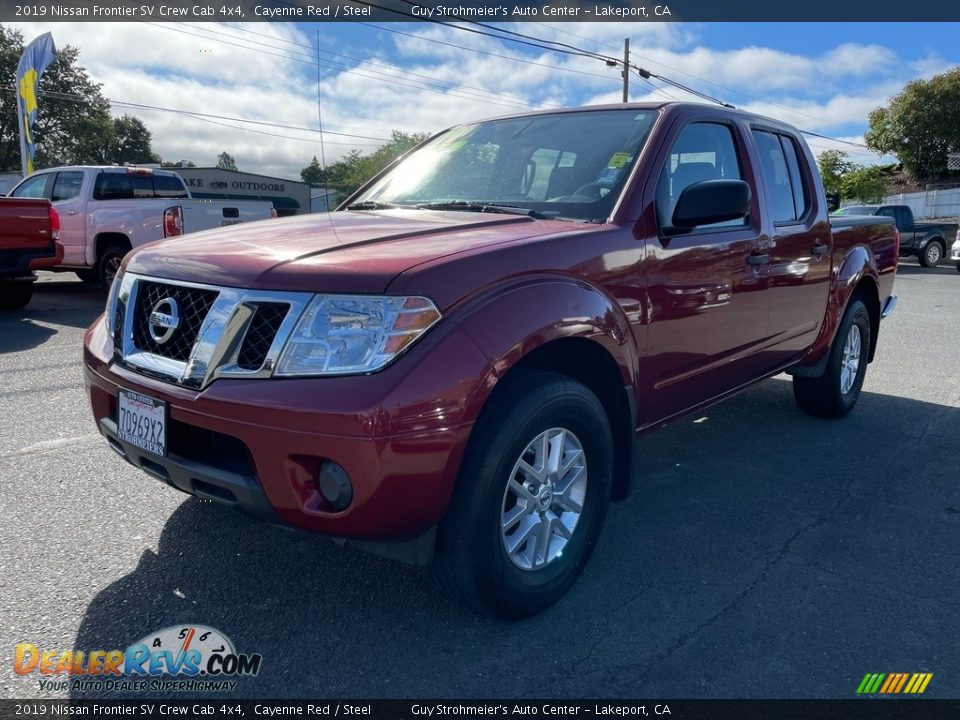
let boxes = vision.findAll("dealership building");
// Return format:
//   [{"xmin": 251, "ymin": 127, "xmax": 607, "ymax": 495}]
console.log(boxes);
[{"xmin": 175, "ymin": 167, "xmax": 312, "ymax": 216}]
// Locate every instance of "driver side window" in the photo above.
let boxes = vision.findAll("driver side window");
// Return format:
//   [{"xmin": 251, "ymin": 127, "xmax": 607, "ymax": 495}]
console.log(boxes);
[{"xmin": 656, "ymin": 122, "xmax": 745, "ymax": 232}]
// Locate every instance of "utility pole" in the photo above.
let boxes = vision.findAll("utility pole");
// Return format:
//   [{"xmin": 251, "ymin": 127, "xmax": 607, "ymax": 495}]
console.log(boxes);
[{"xmin": 622, "ymin": 37, "xmax": 630, "ymax": 103}]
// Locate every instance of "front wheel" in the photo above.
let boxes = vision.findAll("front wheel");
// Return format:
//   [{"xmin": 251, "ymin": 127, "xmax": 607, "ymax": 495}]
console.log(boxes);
[
  {"xmin": 955, "ymin": 261, "xmax": 960, "ymax": 274},
  {"xmin": 793, "ymin": 298, "xmax": 871, "ymax": 418},
  {"xmin": 435, "ymin": 370, "xmax": 613, "ymax": 618},
  {"xmin": 918, "ymin": 240, "xmax": 944, "ymax": 268}
]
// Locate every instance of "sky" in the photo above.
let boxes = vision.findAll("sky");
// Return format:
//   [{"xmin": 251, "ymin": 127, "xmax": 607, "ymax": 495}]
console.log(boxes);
[{"xmin": 9, "ymin": 20, "xmax": 960, "ymax": 179}]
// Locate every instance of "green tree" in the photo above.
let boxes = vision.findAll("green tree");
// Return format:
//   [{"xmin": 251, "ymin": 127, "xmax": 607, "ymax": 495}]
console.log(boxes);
[
  {"xmin": 321, "ymin": 131, "xmax": 431, "ymax": 201},
  {"xmin": 300, "ymin": 155, "xmax": 324, "ymax": 185},
  {"xmin": 840, "ymin": 165, "xmax": 888, "ymax": 203},
  {"xmin": 161, "ymin": 159, "xmax": 197, "ymax": 168},
  {"xmin": 110, "ymin": 115, "xmax": 158, "ymax": 165},
  {"xmin": 816, "ymin": 149, "xmax": 855, "ymax": 196},
  {"xmin": 216, "ymin": 151, "xmax": 238, "ymax": 171},
  {"xmin": 865, "ymin": 68, "xmax": 960, "ymax": 180},
  {"xmin": 0, "ymin": 25, "xmax": 116, "ymax": 170}
]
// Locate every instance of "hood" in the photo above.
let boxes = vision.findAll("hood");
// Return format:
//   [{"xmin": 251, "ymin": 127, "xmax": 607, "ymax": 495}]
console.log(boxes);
[{"xmin": 124, "ymin": 210, "xmax": 568, "ymax": 296}]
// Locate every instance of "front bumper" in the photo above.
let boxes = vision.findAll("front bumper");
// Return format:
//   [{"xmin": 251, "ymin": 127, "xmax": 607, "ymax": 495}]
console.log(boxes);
[
  {"xmin": 950, "ymin": 241, "xmax": 960, "ymax": 262},
  {"xmin": 83, "ymin": 315, "xmax": 491, "ymax": 544}
]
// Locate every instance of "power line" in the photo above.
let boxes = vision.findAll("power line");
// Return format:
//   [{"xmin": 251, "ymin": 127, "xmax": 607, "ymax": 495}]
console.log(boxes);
[
  {"xmin": 616, "ymin": 46, "xmax": 856, "ymax": 134},
  {"xmin": 798, "ymin": 130, "xmax": 869, "ymax": 149},
  {"xmin": 393, "ymin": 1, "xmax": 618, "ymax": 63},
  {"xmin": 533, "ymin": 23, "xmax": 622, "ymax": 52},
  {"xmin": 13, "ymin": 86, "xmax": 394, "ymax": 142},
  {"xmin": 174, "ymin": 17, "xmax": 873, "ymax": 151},
  {"xmin": 144, "ymin": 109, "xmax": 383, "ymax": 147},
  {"xmin": 182, "ymin": 21, "xmax": 556, "ymax": 111},
  {"xmin": 331, "ymin": 0, "xmax": 616, "ymax": 64},
  {"xmin": 149, "ymin": 22, "xmax": 543, "ymax": 112},
  {"xmin": 360, "ymin": 13, "xmax": 870, "ymax": 147},
  {"xmin": 358, "ymin": 23, "xmax": 616, "ymax": 81}
]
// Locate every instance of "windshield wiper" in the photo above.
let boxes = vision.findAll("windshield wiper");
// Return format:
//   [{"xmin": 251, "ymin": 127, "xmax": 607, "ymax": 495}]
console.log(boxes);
[
  {"xmin": 415, "ymin": 200, "xmax": 551, "ymax": 219},
  {"xmin": 345, "ymin": 200, "xmax": 405, "ymax": 211}
]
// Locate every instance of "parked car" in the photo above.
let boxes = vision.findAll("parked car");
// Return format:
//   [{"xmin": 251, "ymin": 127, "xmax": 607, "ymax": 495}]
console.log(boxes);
[
  {"xmin": 8, "ymin": 166, "xmax": 277, "ymax": 290},
  {"xmin": 83, "ymin": 103, "xmax": 898, "ymax": 617},
  {"xmin": 0, "ymin": 197, "xmax": 62, "ymax": 310},
  {"xmin": 833, "ymin": 203, "xmax": 957, "ymax": 268}
]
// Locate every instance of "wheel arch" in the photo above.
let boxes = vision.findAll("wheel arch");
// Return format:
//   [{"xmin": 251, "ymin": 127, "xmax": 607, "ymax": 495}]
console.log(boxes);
[
  {"xmin": 833, "ymin": 244, "xmax": 881, "ymax": 362},
  {"xmin": 495, "ymin": 338, "xmax": 637, "ymax": 501},
  {"xmin": 849, "ymin": 275, "xmax": 880, "ymax": 362},
  {"xmin": 455, "ymin": 279, "xmax": 641, "ymax": 502},
  {"xmin": 94, "ymin": 232, "xmax": 132, "ymax": 262}
]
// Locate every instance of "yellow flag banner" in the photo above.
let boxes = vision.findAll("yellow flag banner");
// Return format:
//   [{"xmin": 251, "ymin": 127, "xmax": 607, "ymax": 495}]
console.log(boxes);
[{"xmin": 15, "ymin": 32, "xmax": 58, "ymax": 176}]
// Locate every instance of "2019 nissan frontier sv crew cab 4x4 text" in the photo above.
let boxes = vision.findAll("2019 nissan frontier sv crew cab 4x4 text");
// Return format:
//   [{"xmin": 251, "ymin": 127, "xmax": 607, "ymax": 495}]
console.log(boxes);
[{"xmin": 83, "ymin": 103, "xmax": 898, "ymax": 618}]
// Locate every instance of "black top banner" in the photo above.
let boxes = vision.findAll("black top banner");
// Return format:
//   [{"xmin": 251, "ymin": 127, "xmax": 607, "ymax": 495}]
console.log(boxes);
[
  {"xmin": 3, "ymin": 700, "xmax": 960, "ymax": 720},
  {"xmin": 2, "ymin": 0, "xmax": 960, "ymax": 22}
]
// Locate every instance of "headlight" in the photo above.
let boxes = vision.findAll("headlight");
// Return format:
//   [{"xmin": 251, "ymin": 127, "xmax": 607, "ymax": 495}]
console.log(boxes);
[
  {"xmin": 275, "ymin": 295, "xmax": 441, "ymax": 376},
  {"xmin": 104, "ymin": 268, "xmax": 124, "ymax": 340}
]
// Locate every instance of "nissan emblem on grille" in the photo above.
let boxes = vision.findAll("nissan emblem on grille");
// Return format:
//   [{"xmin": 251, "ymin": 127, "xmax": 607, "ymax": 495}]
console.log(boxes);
[{"xmin": 148, "ymin": 297, "xmax": 180, "ymax": 345}]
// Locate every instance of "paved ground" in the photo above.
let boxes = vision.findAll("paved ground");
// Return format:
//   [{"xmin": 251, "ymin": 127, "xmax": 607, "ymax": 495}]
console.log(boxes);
[{"xmin": 1, "ymin": 263, "xmax": 957, "ymax": 700}]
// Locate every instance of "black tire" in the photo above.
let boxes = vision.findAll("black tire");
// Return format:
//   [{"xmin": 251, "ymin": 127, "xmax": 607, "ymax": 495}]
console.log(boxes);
[
  {"xmin": 918, "ymin": 240, "xmax": 944, "ymax": 268},
  {"xmin": 435, "ymin": 370, "xmax": 613, "ymax": 618},
  {"xmin": 955, "ymin": 261, "xmax": 960, "ymax": 274},
  {"xmin": 97, "ymin": 245, "xmax": 128, "ymax": 292},
  {"xmin": 0, "ymin": 281, "xmax": 34, "ymax": 311},
  {"xmin": 793, "ymin": 298, "xmax": 871, "ymax": 418}
]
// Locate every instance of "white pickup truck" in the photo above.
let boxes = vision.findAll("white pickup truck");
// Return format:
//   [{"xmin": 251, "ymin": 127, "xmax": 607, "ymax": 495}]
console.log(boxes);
[{"xmin": 8, "ymin": 166, "xmax": 276, "ymax": 289}]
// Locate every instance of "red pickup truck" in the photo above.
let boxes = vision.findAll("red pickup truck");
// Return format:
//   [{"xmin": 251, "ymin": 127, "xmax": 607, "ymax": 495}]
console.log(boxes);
[
  {"xmin": 83, "ymin": 103, "xmax": 897, "ymax": 617},
  {"xmin": 0, "ymin": 198, "xmax": 63, "ymax": 310}
]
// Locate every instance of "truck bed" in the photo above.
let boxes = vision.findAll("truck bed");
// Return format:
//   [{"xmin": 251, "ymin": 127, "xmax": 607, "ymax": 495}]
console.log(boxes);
[{"xmin": 0, "ymin": 198, "xmax": 59, "ymax": 277}]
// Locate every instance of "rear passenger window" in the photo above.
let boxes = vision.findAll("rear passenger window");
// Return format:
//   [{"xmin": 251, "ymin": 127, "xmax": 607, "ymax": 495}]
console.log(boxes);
[
  {"xmin": 93, "ymin": 172, "xmax": 189, "ymax": 200},
  {"xmin": 753, "ymin": 130, "xmax": 810, "ymax": 224},
  {"xmin": 780, "ymin": 136, "xmax": 809, "ymax": 219},
  {"xmin": 51, "ymin": 172, "xmax": 83, "ymax": 202}
]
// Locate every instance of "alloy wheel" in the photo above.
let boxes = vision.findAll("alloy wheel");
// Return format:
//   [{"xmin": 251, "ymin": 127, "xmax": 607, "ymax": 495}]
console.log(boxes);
[{"xmin": 500, "ymin": 427, "xmax": 588, "ymax": 571}]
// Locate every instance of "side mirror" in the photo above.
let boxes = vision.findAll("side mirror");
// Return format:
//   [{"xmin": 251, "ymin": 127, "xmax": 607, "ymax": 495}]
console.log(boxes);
[{"xmin": 671, "ymin": 179, "xmax": 752, "ymax": 229}]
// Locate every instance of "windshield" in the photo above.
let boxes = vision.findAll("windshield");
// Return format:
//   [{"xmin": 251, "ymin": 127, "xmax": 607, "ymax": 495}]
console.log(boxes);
[
  {"xmin": 832, "ymin": 205, "xmax": 878, "ymax": 216},
  {"xmin": 351, "ymin": 109, "xmax": 658, "ymax": 222}
]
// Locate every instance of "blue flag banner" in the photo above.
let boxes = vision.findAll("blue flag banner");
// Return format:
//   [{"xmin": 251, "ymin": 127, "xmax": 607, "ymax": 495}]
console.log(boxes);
[{"xmin": 16, "ymin": 32, "xmax": 58, "ymax": 176}]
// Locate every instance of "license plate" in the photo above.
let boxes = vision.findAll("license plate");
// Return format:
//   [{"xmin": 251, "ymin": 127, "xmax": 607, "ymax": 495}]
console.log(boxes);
[{"xmin": 117, "ymin": 389, "xmax": 167, "ymax": 456}]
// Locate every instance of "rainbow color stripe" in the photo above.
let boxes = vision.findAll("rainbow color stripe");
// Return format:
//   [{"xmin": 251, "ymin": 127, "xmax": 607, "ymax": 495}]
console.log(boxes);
[{"xmin": 857, "ymin": 673, "xmax": 933, "ymax": 694}]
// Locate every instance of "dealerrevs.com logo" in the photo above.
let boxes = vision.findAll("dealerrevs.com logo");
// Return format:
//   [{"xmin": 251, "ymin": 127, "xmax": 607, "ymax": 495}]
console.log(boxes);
[{"xmin": 14, "ymin": 625, "xmax": 262, "ymax": 693}]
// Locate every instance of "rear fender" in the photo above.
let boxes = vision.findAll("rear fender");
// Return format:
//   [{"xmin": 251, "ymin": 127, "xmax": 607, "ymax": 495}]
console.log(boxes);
[{"xmin": 795, "ymin": 244, "xmax": 878, "ymax": 371}]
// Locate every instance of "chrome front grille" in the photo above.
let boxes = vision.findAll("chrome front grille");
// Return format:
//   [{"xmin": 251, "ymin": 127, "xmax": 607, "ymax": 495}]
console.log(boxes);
[
  {"xmin": 236, "ymin": 302, "xmax": 289, "ymax": 371},
  {"xmin": 112, "ymin": 273, "xmax": 312, "ymax": 388},
  {"xmin": 131, "ymin": 281, "xmax": 219, "ymax": 362}
]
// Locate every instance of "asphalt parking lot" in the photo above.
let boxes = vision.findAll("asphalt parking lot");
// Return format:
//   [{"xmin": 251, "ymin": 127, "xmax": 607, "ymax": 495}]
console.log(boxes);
[{"xmin": 1, "ymin": 262, "xmax": 957, "ymax": 700}]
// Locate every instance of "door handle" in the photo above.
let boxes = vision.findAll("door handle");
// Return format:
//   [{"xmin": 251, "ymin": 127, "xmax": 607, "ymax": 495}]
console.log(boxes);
[
  {"xmin": 66, "ymin": 210, "xmax": 78, "ymax": 216},
  {"xmin": 811, "ymin": 243, "xmax": 828, "ymax": 255},
  {"xmin": 746, "ymin": 253, "xmax": 770, "ymax": 265}
]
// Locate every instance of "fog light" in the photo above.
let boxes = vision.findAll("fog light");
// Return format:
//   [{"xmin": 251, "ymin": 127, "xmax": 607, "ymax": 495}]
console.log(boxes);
[{"xmin": 317, "ymin": 460, "xmax": 352, "ymax": 511}]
